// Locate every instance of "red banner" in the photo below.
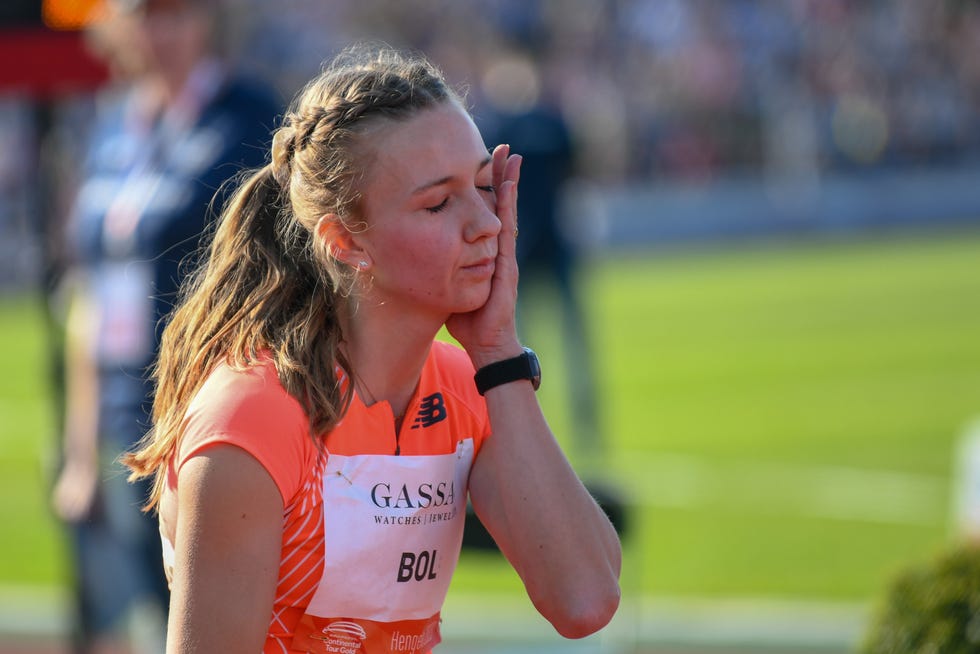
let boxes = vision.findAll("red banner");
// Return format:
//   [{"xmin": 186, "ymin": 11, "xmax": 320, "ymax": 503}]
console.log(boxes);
[{"xmin": 0, "ymin": 27, "xmax": 108, "ymax": 98}]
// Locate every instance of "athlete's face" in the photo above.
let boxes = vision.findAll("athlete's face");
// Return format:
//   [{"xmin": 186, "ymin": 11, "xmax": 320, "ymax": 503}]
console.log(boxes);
[{"xmin": 351, "ymin": 102, "xmax": 502, "ymax": 318}]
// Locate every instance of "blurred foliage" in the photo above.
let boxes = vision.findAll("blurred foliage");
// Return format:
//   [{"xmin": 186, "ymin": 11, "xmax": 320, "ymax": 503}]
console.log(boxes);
[{"xmin": 862, "ymin": 541, "xmax": 980, "ymax": 653}]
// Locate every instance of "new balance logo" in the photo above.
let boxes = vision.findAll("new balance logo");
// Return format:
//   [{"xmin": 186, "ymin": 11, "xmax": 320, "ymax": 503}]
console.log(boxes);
[{"xmin": 412, "ymin": 393, "xmax": 447, "ymax": 429}]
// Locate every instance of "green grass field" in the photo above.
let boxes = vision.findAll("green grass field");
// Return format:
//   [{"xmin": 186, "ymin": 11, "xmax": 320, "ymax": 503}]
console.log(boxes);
[{"xmin": 3, "ymin": 229, "xmax": 980, "ymax": 609}]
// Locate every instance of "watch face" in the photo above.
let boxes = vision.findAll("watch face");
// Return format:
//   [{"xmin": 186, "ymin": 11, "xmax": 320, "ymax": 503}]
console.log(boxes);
[{"xmin": 524, "ymin": 347, "xmax": 542, "ymax": 390}]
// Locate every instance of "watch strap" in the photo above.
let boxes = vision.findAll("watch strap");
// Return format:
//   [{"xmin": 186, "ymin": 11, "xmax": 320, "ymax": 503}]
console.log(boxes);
[{"xmin": 474, "ymin": 347, "xmax": 540, "ymax": 396}]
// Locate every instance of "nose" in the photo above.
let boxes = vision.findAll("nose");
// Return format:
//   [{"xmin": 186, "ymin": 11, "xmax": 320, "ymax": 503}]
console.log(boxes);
[{"xmin": 463, "ymin": 190, "xmax": 501, "ymax": 243}]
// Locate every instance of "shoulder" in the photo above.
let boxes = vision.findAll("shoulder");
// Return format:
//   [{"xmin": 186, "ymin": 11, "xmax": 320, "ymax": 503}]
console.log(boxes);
[
  {"xmin": 429, "ymin": 340, "xmax": 477, "ymax": 384},
  {"xmin": 181, "ymin": 357, "xmax": 308, "ymax": 457},
  {"xmin": 213, "ymin": 74, "xmax": 283, "ymax": 125},
  {"xmin": 194, "ymin": 74, "xmax": 281, "ymax": 161},
  {"xmin": 190, "ymin": 356, "xmax": 296, "ymax": 410},
  {"xmin": 178, "ymin": 356, "xmax": 316, "ymax": 504}
]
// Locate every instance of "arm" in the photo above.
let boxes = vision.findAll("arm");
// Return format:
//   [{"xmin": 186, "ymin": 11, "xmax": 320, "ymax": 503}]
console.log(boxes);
[
  {"xmin": 448, "ymin": 145, "xmax": 621, "ymax": 638},
  {"xmin": 52, "ymin": 286, "xmax": 101, "ymax": 522},
  {"xmin": 168, "ymin": 445, "xmax": 283, "ymax": 653},
  {"xmin": 468, "ymin": 383, "xmax": 622, "ymax": 638}
]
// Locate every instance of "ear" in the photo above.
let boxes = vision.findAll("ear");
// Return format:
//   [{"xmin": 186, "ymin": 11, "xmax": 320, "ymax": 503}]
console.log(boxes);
[{"xmin": 316, "ymin": 213, "xmax": 372, "ymax": 271}]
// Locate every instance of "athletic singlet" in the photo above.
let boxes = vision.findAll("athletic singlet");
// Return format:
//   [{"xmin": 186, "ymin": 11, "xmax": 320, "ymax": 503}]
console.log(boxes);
[{"xmin": 158, "ymin": 341, "xmax": 491, "ymax": 653}]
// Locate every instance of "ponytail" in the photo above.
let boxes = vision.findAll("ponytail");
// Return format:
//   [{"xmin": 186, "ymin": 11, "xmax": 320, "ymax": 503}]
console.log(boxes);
[{"xmin": 123, "ymin": 164, "xmax": 353, "ymax": 510}]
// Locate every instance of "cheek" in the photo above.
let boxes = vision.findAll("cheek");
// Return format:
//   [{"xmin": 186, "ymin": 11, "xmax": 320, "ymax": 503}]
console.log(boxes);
[{"xmin": 376, "ymin": 227, "xmax": 454, "ymax": 280}]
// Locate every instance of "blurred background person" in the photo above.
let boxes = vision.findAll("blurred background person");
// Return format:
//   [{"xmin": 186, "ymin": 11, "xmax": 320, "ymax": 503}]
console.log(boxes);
[
  {"xmin": 48, "ymin": 0, "xmax": 281, "ymax": 651},
  {"xmin": 476, "ymin": 38, "xmax": 602, "ymax": 463}
]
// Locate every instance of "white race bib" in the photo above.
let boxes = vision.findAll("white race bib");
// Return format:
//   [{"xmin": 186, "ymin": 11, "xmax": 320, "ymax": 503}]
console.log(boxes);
[{"xmin": 293, "ymin": 438, "xmax": 475, "ymax": 654}]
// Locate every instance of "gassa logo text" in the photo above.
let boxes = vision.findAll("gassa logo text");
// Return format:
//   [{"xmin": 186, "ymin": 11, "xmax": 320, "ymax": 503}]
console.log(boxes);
[{"xmin": 370, "ymin": 481, "xmax": 456, "ymax": 509}]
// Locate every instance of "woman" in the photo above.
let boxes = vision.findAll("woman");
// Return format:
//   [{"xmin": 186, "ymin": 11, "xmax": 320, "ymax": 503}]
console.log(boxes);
[{"xmin": 124, "ymin": 46, "xmax": 621, "ymax": 653}]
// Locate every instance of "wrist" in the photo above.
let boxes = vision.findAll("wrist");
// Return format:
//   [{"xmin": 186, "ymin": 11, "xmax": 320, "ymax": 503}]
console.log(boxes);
[
  {"xmin": 473, "ymin": 347, "xmax": 541, "ymax": 396},
  {"xmin": 63, "ymin": 436, "xmax": 99, "ymax": 466},
  {"xmin": 467, "ymin": 341, "xmax": 523, "ymax": 371}
]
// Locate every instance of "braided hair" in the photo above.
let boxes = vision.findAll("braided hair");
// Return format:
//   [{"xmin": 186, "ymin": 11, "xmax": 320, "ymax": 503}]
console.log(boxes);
[{"xmin": 123, "ymin": 46, "xmax": 461, "ymax": 509}]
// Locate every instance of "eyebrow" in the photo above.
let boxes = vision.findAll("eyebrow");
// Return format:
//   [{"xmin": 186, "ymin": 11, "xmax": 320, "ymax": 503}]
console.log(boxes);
[{"xmin": 410, "ymin": 155, "xmax": 493, "ymax": 196}]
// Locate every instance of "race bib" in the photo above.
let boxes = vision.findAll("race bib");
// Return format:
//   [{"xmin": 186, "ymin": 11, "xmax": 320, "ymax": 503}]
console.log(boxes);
[{"xmin": 293, "ymin": 439, "xmax": 475, "ymax": 654}]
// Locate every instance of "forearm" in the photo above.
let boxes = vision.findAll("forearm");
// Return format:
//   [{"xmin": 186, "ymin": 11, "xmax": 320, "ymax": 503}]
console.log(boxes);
[
  {"xmin": 63, "ymin": 293, "xmax": 100, "ymax": 464},
  {"xmin": 51, "ymin": 291, "xmax": 103, "ymax": 521},
  {"xmin": 470, "ymin": 380, "xmax": 621, "ymax": 637}
]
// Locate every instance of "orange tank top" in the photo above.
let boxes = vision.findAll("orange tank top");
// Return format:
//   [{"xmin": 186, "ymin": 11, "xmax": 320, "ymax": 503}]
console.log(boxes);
[{"xmin": 158, "ymin": 341, "xmax": 491, "ymax": 652}]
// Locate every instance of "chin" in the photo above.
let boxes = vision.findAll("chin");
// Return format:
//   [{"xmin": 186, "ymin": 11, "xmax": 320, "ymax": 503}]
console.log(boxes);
[{"xmin": 455, "ymin": 288, "xmax": 492, "ymax": 314}]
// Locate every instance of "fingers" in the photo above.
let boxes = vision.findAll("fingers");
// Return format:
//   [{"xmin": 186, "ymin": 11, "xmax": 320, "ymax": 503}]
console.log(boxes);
[
  {"xmin": 502, "ymin": 154, "xmax": 522, "ymax": 241},
  {"xmin": 491, "ymin": 144, "xmax": 521, "ymax": 198},
  {"xmin": 491, "ymin": 145, "xmax": 522, "ymax": 255},
  {"xmin": 492, "ymin": 144, "xmax": 510, "ymax": 191},
  {"xmin": 504, "ymin": 152, "xmax": 522, "ymax": 189}
]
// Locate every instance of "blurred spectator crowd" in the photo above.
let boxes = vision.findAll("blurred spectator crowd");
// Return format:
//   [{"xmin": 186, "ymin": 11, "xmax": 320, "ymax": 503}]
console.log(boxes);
[
  {"xmin": 241, "ymin": 0, "xmax": 980, "ymax": 183},
  {"xmin": 3, "ymin": 0, "xmax": 980, "ymax": 288}
]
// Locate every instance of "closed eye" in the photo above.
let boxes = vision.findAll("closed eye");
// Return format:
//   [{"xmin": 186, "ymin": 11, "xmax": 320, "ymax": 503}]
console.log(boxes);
[
  {"xmin": 426, "ymin": 198, "xmax": 449, "ymax": 213},
  {"xmin": 427, "ymin": 186, "xmax": 494, "ymax": 213}
]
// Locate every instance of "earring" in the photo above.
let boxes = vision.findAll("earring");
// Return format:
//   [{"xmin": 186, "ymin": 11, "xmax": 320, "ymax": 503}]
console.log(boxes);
[{"xmin": 357, "ymin": 260, "xmax": 369, "ymax": 270}]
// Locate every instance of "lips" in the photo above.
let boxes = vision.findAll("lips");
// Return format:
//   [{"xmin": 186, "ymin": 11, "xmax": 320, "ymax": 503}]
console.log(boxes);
[{"xmin": 462, "ymin": 257, "xmax": 495, "ymax": 275}]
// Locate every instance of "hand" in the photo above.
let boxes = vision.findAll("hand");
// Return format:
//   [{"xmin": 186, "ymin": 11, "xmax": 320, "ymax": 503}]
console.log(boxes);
[
  {"xmin": 52, "ymin": 456, "xmax": 99, "ymax": 523},
  {"xmin": 447, "ymin": 144, "xmax": 524, "ymax": 369}
]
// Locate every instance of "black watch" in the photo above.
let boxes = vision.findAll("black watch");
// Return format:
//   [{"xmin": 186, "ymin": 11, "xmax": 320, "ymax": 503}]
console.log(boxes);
[{"xmin": 474, "ymin": 347, "xmax": 541, "ymax": 396}]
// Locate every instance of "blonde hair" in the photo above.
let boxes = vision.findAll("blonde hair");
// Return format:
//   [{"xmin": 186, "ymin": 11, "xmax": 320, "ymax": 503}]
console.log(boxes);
[{"xmin": 123, "ymin": 46, "xmax": 460, "ymax": 509}]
